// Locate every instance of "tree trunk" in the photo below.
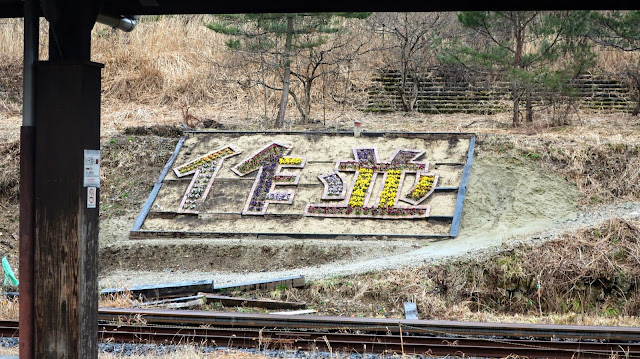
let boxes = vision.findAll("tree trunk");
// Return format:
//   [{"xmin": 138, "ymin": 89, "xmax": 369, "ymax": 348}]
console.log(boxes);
[
  {"xmin": 275, "ymin": 16, "xmax": 294, "ymax": 129},
  {"xmin": 399, "ymin": 72, "xmax": 411, "ymax": 112},
  {"xmin": 511, "ymin": 80, "xmax": 520, "ymax": 126},
  {"xmin": 261, "ymin": 55, "xmax": 268, "ymax": 120},
  {"xmin": 512, "ymin": 14, "xmax": 525, "ymax": 127},
  {"xmin": 409, "ymin": 76, "xmax": 419, "ymax": 111},
  {"xmin": 525, "ymin": 86, "xmax": 533, "ymax": 122},
  {"xmin": 632, "ymin": 82, "xmax": 640, "ymax": 116},
  {"xmin": 302, "ymin": 80, "xmax": 312, "ymax": 124}
]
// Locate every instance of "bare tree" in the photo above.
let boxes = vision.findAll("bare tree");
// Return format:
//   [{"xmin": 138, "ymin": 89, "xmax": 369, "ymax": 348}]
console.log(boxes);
[
  {"xmin": 450, "ymin": 11, "xmax": 595, "ymax": 126},
  {"xmin": 368, "ymin": 12, "xmax": 454, "ymax": 112}
]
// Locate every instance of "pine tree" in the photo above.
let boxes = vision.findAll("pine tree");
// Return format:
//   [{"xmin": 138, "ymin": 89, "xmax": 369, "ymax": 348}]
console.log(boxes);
[
  {"xmin": 584, "ymin": 11, "xmax": 640, "ymax": 116},
  {"xmin": 206, "ymin": 12, "xmax": 370, "ymax": 128},
  {"xmin": 443, "ymin": 11, "xmax": 596, "ymax": 126}
]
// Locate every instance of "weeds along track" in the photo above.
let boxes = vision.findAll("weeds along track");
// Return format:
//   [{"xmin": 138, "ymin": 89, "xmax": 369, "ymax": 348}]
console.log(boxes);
[{"xmin": 4, "ymin": 308, "xmax": 640, "ymax": 358}]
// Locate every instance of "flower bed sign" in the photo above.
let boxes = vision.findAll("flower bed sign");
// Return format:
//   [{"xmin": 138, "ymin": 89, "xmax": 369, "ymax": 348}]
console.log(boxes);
[{"xmin": 134, "ymin": 131, "xmax": 475, "ymax": 239}]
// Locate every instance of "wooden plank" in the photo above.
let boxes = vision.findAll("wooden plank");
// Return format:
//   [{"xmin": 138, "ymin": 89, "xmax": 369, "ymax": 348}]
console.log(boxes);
[
  {"xmin": 163, "ymin": 298, "xmax": 205, "ymax": 309},
  {"xmin": 200, "ymin": 293, "xmax": 307, "ymax": 310},
  {"xmin": 129, "ymin": 230, "xmax": 454, "ymax": 240},
  {"xmin": 450, "ymin": 134, "xmax": 476, "ymax": 237},
  {"xmin": 269, "ymin": 309, "xmax": 318, "ymax": 315},
  {"xmin": 135, "ymin": 295, "xmax": 205, "ymax": 308},
  {"xmin": 131, "ymin": 136, "xmax": 186, "ymax": 232},
  {"xmin": 101, "ymin": 279, "xmax": 214, "ymax": 300},
  {"xmin": 214, "ymin": 275, "xmax": 305, "ymax": 293},
  {"xmin": 182, "ymin": 129, "xmax": 475, "ymax": 140}
]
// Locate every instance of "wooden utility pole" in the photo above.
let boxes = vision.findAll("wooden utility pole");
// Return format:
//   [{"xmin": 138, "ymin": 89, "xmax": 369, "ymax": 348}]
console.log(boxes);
[
  {"xmin": 33, "ymin": 62, "xmax": 102, "ymax": 358},
  {"xmin": 20, "ymin": 0, "xmax": 103, "ymax": 357}
]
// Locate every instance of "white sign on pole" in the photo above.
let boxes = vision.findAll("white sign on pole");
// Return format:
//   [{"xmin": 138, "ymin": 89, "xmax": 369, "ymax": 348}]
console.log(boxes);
[{"xmin": 83, "ymin": 149, "xmax": 101, "ymax": 188}]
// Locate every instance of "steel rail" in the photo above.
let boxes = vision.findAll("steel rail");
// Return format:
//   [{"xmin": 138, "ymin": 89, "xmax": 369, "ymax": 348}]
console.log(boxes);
[
  {"xmin": 96, "ymin": 308, "xmax": 640, "ymax": 358},
  {"xmin": 8, "ymin": 303, "xmax": 640, "ymax": 358},
  {"xmin": 96, "ymin": 323, "xmax": 640, "ymax": 358},
  {"xmin": 98, "ymin": 307, "xmax": 640, "ymax": 342},
  {"xmin": 1, "ymin": 319, "xmax": 639, "ymax": 358}
]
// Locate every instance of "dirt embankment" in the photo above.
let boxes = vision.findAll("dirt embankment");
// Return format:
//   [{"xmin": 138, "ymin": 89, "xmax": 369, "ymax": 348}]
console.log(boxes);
[{"xmin": 96, "ymin": 139, "xmax": 586, "ymax": 287}]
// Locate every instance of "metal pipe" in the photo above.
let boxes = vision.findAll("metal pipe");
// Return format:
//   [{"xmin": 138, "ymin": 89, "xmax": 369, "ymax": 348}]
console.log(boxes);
[
  {"xmin": 22, "ymin": 0, "xmax": 37, "ymax": 127},
  {"xmin": 96, "ymin": 13, "xmax": 138, "ymax": 32}
]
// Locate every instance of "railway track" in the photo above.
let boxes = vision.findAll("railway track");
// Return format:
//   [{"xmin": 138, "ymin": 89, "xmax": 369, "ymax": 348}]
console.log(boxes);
[{"xmin": 2, "ymin": 307, "xmax": 639, "ymax": 358}]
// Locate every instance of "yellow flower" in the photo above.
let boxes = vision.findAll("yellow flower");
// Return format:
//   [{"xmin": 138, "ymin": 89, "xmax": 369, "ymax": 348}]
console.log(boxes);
[
  {"xmin": 378, "ymin": 171, "xmax": 401, "ymax": 208},
  {"xmin": 279, "ymin": 157, "xmax": 303, "ymax": 165},
  {"xmin": 410, "ymin": 175, "xmax": 435, "ymax": 200},
  {"xmin": 348, "ymin": 169, "xmax": 375, "ymax": 207}
]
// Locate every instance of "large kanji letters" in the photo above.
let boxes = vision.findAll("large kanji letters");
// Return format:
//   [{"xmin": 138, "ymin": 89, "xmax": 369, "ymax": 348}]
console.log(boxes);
[
  {"xmin": 173, "ymin": 146, "xmax": 240, "ymax": 213},
  {"xmin": 173, "ymin": 143, "xmax": 438, "ymax": 218},
  {"xmin": 231, "ymin": 142, "xmax": 306, "ymax": 215},
  {"xmin": 305, "ymin": 147, "xmax": 438, "ymax": 218}
]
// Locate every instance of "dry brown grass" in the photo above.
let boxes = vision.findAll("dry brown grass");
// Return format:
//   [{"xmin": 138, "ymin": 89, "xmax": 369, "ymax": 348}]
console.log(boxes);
[
  {"xmin": 0, "ymin": 140, "xmax": 19, "ymax": 202},
  {"xmin": 478, "ymin": 128, "xmax": 640, "ymax": 205},
  {"xmin": 90, "ymin": 15, "xmax": 376, "ymax": 127},
  {"xmin": 99, "ymin": 287, "xmax": 136, "ymax": 308},
  {"xmin": 275, "ymin": 218, "xmax": 640, "ymax": 324},
  {"xmin": 0, "ymin": 295, "xmax": 19, "ymax": 321},
  {"xmin": 2, "ymin": 15, "xmax": 639, "ymax": 122},
  {"xmin": 596, "ymin": 45, "xmax": 640, "ymax": 74},
  {"xmin": 0, "ymin": 56, "xmax": 22, "ymax": 115},
  {"xmin": 93, "ymin": 16, "xmax": 234, "ymax": 108}
]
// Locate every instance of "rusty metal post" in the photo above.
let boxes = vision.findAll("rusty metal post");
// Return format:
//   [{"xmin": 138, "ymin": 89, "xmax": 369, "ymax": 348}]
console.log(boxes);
[
  {"xmin": 19, "ymin": 1, "xmax": 38, "ymax": 358},
  {"xmin": 18, "ymin": 129, "xmax": 35, "ymax": 359}
]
